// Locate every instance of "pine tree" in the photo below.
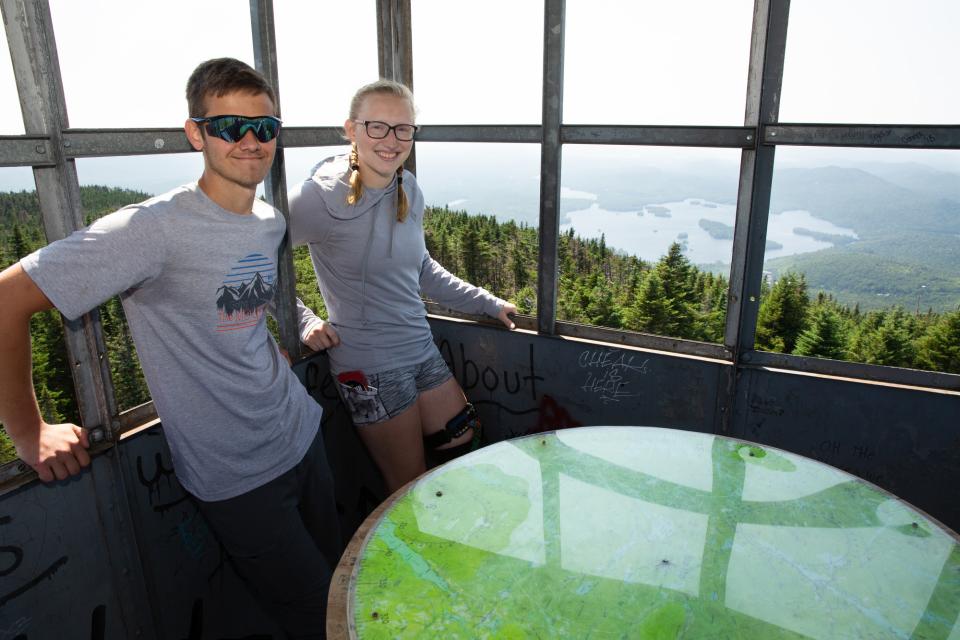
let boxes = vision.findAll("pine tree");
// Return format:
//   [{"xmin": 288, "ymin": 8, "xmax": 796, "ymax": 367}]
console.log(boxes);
[
  {"xmin": 756, "ymin": 272, "xmax": 809, "ymax": 353},
  {"xmin": 0, "ymin": 427, "xmax": 17, "ymax": 466},
  {"xmin": 916, "ymin": 308, "xmax": 960, "ymax": 373},
  {"xmin": 101, "ymin": 297, "xmax": 150, "ymax": 410},
  {"xmin": 651, "ymin": 243, "xmax": 697, "ymax": 337},
  {"xmin": 509, "ymin": 239, "xmax": 528, "ymax": 291},
  {"xmin": 30, "ymin": 309, "xmax": 78, "ymax": 422},
  {"xmin": 793, "ymin": 305, "xmax": 848, "ymax": 360},
  {"xmin": 697, "ymin": 275, "xmax": 728, "ymax": 343},
  {"xmin": 855, "ymin": 307, "xmax": 917, "ymax": 368},
  {"xmin": 36, "ymin": 382, "xmax": 63, "ymax": 423},
  {"xmin": 11, "ymin": 222, "xmax": 29, "ymax": 260},
  {"xmin": 584, "ymin": 272, "xmax": 619, "ymax": 327},
  {"xmin": 458, "ymin": 221, "xmax": 483, "ymax": 285},
  {"xmin": 624, "ymin": 270, "xmax": 673, "ymax": 334}
]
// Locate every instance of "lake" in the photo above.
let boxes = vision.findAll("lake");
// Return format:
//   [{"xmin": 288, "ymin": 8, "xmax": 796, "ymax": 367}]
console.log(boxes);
[{"xmin": 560, "ymin": 195, "xmax": 858, "ymax": 266}]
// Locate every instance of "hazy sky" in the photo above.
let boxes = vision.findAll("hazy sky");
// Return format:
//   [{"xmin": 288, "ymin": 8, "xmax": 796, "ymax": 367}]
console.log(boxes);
[{"xmin": 1, "ymin": 0, "xmax": 957, "ymax": 192}]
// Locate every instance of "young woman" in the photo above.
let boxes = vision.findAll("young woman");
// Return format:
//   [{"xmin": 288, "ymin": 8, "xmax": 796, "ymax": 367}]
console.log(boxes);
[{"xmin": 288, "ymin": 80, "xmax": 516, "ymax": 494}]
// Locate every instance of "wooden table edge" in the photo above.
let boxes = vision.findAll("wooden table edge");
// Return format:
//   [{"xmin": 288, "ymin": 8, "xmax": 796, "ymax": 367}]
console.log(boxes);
[{"xmin": 327, "ymin": 477, "xmax": 418, "ymax": 639}]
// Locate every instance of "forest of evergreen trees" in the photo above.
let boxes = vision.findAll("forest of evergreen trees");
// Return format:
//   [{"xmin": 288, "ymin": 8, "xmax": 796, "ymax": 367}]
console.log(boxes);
[
  {"xmin": 1, "ymin": 191, "xmax": 958, "ymax": 465},
  {"xmin": 0, "ymin": 187, "xmax": 153, "ymax": 463},
  {"xmin": 420, "ymin": 206, "xmax": 960, "ymax": 374}
]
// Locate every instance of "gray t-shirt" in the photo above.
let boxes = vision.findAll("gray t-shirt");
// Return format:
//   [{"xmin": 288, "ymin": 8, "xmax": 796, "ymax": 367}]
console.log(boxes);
[{"xmin": 21, "ymin": 183, "xmax": 321, "ymax": 501}]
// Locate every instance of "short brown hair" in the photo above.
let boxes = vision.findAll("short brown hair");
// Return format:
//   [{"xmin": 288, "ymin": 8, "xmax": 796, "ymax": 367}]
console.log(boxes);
[{"xmin": 185, "ymin": 58, "xmax": 277, "ymax": 118}]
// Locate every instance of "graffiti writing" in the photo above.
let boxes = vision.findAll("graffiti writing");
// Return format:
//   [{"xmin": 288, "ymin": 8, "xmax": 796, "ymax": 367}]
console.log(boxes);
[
  {"xmin": 438, "ymin": 341, "xmax": 543, "ymax": 401},
  {"xmin": 1, "ymin": 615, "xmax": 30, "ymax": 640},
  {"xmin": 0, "ymin": 517, "xmax": 69, "ymax": 609},
  {"xmin": 900, "ymin": 131, "xmax": 936, "ymax": 145},
  {"xmin": 748, "ymin": 394, "xmax": 784, "ymax": 417},
  {"xmin": 0, "ymin": 556, "xmax": 69, "ymax": 609},
  {"xmin": 578, "ymin": 349, "xmax": 648, "ymax": 404},
  {"xmin": 137, "ymin": 452, "xmax": 188, "ymax": 514},
  {"xmin": 90, "ymin": 605, "xmax": 105, "ymax": 640},
  {"xmin": 812, "ymin": 439, "xmax": 841, "ymax": 458},
  {"xmin": 852, "ymin": 444, "xmax": 876, "ymax": 460}
]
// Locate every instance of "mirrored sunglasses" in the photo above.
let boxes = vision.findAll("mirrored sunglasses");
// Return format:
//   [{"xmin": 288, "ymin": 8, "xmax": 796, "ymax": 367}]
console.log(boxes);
[{"xmin": 191, "ymin": 115, "xmax": 282, "ymax": 143}]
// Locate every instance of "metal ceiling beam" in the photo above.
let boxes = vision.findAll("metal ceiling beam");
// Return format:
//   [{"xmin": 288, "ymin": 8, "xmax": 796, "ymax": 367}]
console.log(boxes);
[
  {"xmin": 0, "ymin": 135, "xmax": 55, "ymax": 165},
  {"xmin": 765, "ymin": 124, "xmax": 960, "ymax": 148},
  {"xmin": 414, "ymin": 125, "xmax": 542, "ymax": 144},
  {"xmin": 6, "ymin": 122, "xmax": 956, "ymax": 166},
  {"xmin": 562, "ymin": 125, "xmax": 755, "ymax": 147}
]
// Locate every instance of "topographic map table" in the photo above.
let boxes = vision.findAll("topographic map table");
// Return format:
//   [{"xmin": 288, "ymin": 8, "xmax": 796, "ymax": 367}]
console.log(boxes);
[{"xmin": 327, "ymin": 426, "xmax": 960, "ymax": 639}]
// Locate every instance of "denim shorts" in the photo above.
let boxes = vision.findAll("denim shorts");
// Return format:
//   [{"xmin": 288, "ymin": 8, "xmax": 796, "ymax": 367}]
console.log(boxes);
[{"xmin": 335, "ymin": 353, "xmax": 453, "ymax": 426}]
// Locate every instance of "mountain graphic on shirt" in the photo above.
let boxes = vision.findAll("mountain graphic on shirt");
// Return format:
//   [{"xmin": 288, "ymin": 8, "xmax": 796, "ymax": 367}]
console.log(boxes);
[{"xmin": 216, "ymin": 253, "xmax": 276, "ymax": 332}]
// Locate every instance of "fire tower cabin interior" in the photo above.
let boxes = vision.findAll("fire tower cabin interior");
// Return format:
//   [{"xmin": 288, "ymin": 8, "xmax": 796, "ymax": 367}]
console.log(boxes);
[{"xmin": 1, "ymin": 0, "xmax": 958, "ymax": 638}]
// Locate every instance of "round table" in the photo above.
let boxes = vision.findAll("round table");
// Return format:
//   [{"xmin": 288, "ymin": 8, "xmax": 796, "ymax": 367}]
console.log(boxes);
[{"xmin": 328, "ymin": 426, "xmax": 960, "ymax": 639}]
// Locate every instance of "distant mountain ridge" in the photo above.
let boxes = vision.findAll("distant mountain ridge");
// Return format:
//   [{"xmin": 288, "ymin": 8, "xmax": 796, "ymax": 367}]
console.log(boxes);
[
  {"xmin": 769, "ymin": 165, "xmax": 960, "ymax": 236},
  {"xmin": 764, "ymin": 164, "xmax": 960, "ymax": 311},
  {"xmin": 420, "ymin": 158, "xmax": 960, "ymax": 312}
]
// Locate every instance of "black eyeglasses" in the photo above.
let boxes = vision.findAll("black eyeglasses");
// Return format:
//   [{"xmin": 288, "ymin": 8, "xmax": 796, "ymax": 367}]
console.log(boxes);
[
  {"xmin": 355, "ymin": 120, "xmax": 419, "ymax": 142},
  {"xmin": 190, "ymin": 115, "xmax": 282, "ymax": 143}
]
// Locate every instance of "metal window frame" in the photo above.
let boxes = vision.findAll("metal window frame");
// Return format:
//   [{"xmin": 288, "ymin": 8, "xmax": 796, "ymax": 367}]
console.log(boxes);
[{"xmin": 1, "ymin": 0, "xmax": 958, "ymax": 490}]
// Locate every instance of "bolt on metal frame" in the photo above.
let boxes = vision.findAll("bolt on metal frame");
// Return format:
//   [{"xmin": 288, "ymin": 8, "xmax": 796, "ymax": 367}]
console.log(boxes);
[{"xmin": 1, "ymin": 0, "xmax": 959, "ymax": 488}]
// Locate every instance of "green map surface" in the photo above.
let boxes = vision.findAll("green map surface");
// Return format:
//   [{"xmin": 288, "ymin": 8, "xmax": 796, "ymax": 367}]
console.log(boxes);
[{"xmin": 351, "ymin": 427, "xmax": 960, "ymax": 639}]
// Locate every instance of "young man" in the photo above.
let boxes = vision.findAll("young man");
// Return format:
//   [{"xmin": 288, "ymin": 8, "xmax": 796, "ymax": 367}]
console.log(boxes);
[{"xmin": 0, "ymin": 58, "xmax": 340, "ymax": 639}]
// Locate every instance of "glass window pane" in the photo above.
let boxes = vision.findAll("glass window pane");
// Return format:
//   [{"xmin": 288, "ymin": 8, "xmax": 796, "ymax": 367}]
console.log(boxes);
[
  {"xmin": 411, "ymin": 0, "xmax": 542, "ymax": 124},
  {"xmin": 417, "ymin": 143, "xmax": 541, "ymax": 315},
  {"xmin": 76, "ymin": 154, "xmax": 202, "ymax": 196},
  {"xmin": 1, "ymin": 170, "xmax": 77, "ymax": 462},
  {"xmin": 76, "ymin": 155, "xmax": 204, "ymax": 411},
  {"xmin": 285, "ymin": 144, "xmax": 541, "ymax": 322},
  {"xmin": 274, "ymin": 2, "xmax": 378, "ymax": 126},
  {"xmin": 780, "ymin": 0, "xmax": 960, "ymax": 124},
  {"xmin": 0, "ymin": 166, "xmax": 34, "ymax": 192},
  {"xmin": 760, "ymin": 147, "xmax": 960, "ymax": 374},
  {"xmin": 558, "ymin": 146, "xmax": 742, "ymax": 342},
  {"xmin": 0, "ymin": 26, "xmax": 25, "ymax": 134},
  {"xmin": 564, "ymin": 0, "xmax": 754, "ymax": 126},
  {"xmin": 284, "ymin": 146, "xmax": 350, "ymax": 318},
  {"xmin": 49, "ymin": 0, "xmax": 253, "ymax": 128}
]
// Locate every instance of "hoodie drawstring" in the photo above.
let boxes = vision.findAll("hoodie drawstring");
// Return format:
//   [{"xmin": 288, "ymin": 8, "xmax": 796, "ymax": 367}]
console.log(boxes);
[{"xmin": 359, "ymin": 208, "xmax": 378, "ymax": 325}]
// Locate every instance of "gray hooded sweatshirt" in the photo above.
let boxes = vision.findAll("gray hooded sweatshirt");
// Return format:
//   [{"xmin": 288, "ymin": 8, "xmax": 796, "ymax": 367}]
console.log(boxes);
[{"xmin": 289, "ymin": 154, "xmax": 505, "ymax": 375}]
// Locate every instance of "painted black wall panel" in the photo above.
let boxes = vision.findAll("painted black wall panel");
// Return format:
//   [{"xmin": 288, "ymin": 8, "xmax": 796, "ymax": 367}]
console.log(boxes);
[
  {"xmin": 116, "ymin": 428, "xmax": 281, "ymax": 639},
  {"xmin": 429, "ymin": 319, "xmax": 724, "ymax": 440},
  {"xmin": 3, "ymin": 327, "xmax": 957, "ymax": 637},
  {"xmin": 0, "ymin": 465, "xmax": 129, "ymax": 638},
  {"xmin": 731, "ymin": 367, "xmax": 960, "ymax": 532}
]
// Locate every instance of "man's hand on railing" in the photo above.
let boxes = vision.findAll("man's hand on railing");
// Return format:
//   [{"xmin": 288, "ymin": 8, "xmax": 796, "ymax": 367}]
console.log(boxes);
[{"xmin": 14, "ymin": 421, "xmax": 91, "ymax": 482}]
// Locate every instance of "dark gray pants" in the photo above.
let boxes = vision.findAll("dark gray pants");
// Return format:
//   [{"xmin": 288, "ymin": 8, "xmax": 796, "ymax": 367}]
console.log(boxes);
[{"xmin": 196, "ymin": 426, "xmax": 342, "ymax": 639}]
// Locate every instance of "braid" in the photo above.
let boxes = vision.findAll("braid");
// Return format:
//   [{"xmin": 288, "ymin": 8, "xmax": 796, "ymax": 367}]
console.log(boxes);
[
  {"xmin": 347, "ymin": 142, "xmax": 362, "ymax": 206},
  {"xmin": 396, "ymin": 165, "xmax": 409, "ymax": 222}
]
